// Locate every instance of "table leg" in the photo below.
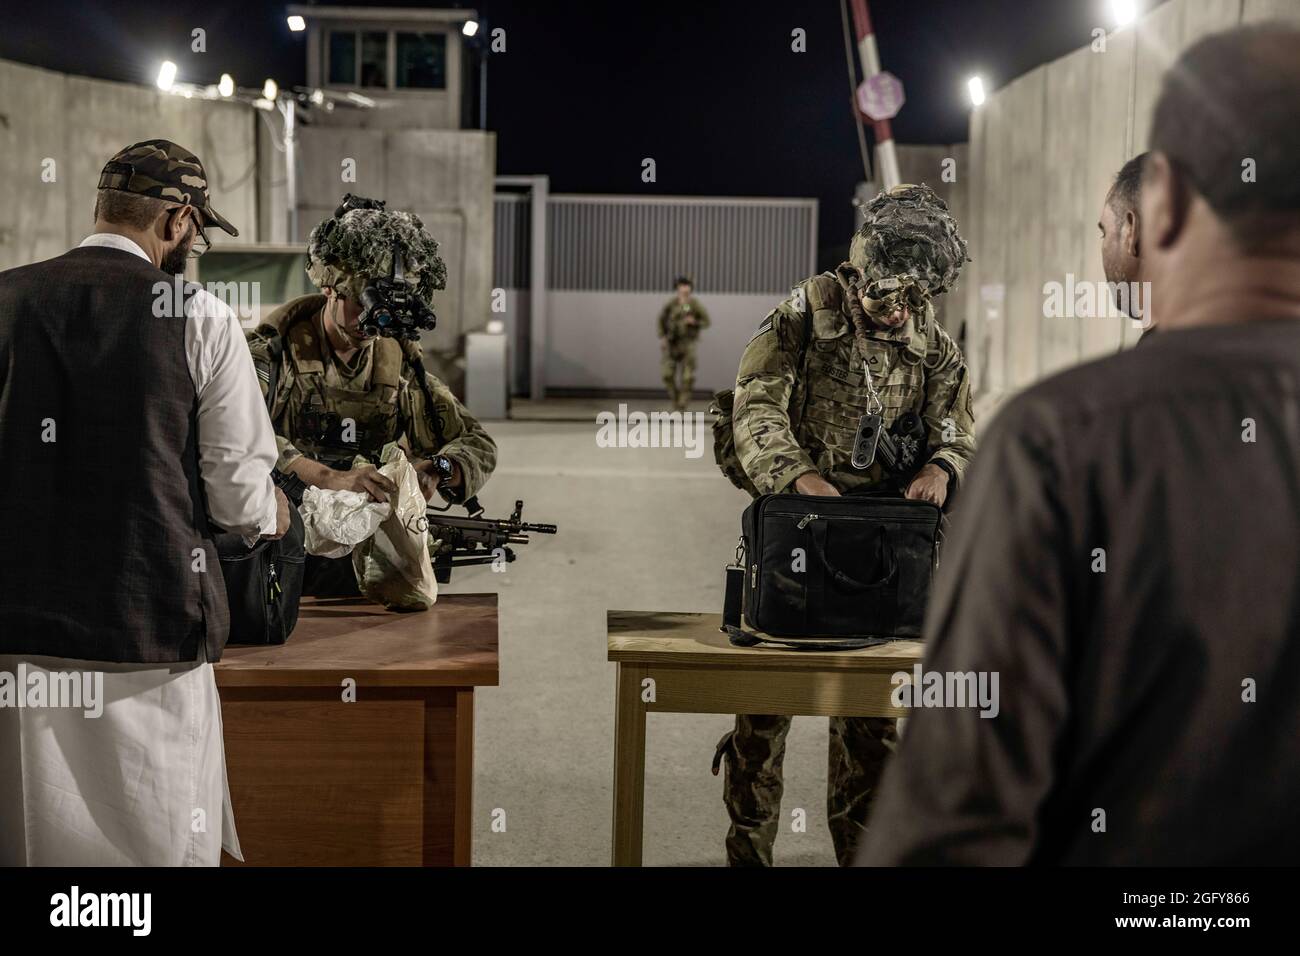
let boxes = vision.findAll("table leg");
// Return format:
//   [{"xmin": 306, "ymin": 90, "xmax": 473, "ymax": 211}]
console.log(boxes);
[
  {"xmin": 611, "ymin": 663, "xmax": 647, "ymax": 866},
  {"xmin": 422, "ymin": 687, "xmax": 474, "ymax": 867},
  {"xmin": 453, "ymin": 689, "xmax": 474, "ymax": 866}
]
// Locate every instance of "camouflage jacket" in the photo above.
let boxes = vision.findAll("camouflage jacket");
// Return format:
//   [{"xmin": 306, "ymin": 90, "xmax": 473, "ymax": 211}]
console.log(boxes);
[
  {"xmin": 658, "ymin": 296, "xmax": 710, "ymax": 342},
  {"xmin": 733, "ymin": 272, "xmax": 975, "ymax": 496},
  {"xmin": 245, "ymin": 294, "xmax": 497, "ymax": 503}
]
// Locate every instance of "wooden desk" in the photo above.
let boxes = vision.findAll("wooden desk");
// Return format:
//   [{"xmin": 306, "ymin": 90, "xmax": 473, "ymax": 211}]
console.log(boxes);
[
  {"xmin": 216, "ymin": 594, "xmax": 498, "ymax": 867},
  {"xmin": 607, "ymin": 610, "xmax": 924, "ymax": 866}
]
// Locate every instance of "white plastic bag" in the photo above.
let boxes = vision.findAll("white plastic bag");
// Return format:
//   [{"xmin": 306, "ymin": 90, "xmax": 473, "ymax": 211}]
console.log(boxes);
[
  {"xmin": 299, "ymin": 485, "xmax": 391, "ymax": 559},
  {"xmin": 351, "ymin": 445, "xmax": 438, "ymax": 611}
]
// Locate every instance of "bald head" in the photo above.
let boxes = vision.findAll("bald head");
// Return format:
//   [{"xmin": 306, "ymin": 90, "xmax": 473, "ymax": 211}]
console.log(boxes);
[
  {"xmin": 1147, "ymin": 23, "xmax": 1300, "ymax": 249},
  {"xmin": 1140, "ymin": 24, "xmax": 1300, "ymax": 330}
]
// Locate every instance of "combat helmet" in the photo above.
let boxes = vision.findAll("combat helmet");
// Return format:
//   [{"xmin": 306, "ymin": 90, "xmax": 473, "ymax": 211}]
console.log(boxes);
[
  {"xmin": 305, "ymin": 194, "xmax": 447, "ymax": 304},
  {"xmin": 848, "ymin": 183, "xmax": 969, "ymax": 296}
]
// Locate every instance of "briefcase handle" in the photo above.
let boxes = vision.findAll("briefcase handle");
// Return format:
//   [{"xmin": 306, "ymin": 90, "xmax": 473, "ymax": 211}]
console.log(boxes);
[{"xmin": 808, "ymin": 521, "xmax": 897, "ymax": 593}]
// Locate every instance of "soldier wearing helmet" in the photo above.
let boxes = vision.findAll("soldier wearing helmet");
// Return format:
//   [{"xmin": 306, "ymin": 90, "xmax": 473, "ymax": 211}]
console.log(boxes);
[
  {"xmin": 245, "ymin": 195, "xmax": 497, "ymax": 596},
  {"xmin": 714, "ymin": 183, "xmax": 976, "ymax": 866}
]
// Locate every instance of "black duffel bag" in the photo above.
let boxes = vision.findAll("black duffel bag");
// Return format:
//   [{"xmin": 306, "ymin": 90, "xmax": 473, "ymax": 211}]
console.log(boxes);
[
  {"xmin": 722, "ymin": 492, "xmax": 942, "ymax": 649},
  {"xmin": 214, "ymin": 475, "xmax": 307, "ymax": 646}
]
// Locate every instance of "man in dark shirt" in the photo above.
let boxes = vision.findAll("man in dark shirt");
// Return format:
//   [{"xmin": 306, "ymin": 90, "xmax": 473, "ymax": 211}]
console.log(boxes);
[{"xmin": 859, "ymin": 23, "xmax": 1300, "ymax": 866}]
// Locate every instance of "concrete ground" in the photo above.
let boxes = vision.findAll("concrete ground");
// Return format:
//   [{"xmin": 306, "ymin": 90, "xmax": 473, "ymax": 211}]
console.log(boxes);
[{"xmin": 437, "ymin": 398, "xmax": 839, "ymax": 866}]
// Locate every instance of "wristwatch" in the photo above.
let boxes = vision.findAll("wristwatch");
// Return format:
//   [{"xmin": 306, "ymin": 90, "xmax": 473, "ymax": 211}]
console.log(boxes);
[
  {"xmin": 427, "ymin": 455, "xmax": 456, "ymax": 485},
  {"xmin": 930, "ymin": 458, "xmax": 958, "ymax": 490}
]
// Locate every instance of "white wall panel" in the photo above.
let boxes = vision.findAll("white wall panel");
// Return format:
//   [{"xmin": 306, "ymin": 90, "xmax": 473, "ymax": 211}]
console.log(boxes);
[{"xmin": 546, "ymin": 291, "xmax": 782, "ymax": 393}]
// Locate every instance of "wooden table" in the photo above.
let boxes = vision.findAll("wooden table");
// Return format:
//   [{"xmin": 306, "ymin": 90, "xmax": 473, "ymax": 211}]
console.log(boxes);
[
  {"xmin": 607, "ymin": 610, "xmax": 924, "ymax": 866},
  {"xmin": 216, "ymin": 594, "xmax": 498, "ymax": 867}
]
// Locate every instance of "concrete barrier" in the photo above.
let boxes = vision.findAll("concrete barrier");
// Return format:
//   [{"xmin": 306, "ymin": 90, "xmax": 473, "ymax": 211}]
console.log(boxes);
[{"xmin": 963, "ymin": 0, "xmax": 1299, "ymax": 409}]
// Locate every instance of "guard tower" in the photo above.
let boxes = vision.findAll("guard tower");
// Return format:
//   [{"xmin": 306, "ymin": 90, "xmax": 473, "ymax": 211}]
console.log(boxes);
[{"xmin": 291, "ymin": 5, "xmax": 476, "ymax": 129}]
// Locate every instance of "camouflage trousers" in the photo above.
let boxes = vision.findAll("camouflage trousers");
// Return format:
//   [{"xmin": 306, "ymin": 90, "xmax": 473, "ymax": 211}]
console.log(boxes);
[
  {"xmin": 716, "ymin": 714, "xmax": 898, "ymax": 866},
  {"xmin": 661, "ymin": 340, "xmax": 697, "ymax": 409}
]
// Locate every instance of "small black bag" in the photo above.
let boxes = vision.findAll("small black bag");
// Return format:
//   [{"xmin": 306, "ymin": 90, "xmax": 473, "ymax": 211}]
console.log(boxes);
[
  {"xmin": 723, "ymin": 492, "xmax": 942, "ymax": 649},
  {"xmin": 215, "ymin": 334, "xmax": 308, "ymax": 647},
  {"xmin": 215, "ymin": 498, "xmax": 306, "ymax": 646}
]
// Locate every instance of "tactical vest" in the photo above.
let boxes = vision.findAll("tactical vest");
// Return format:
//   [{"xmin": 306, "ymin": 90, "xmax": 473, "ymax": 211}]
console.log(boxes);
[
  {"xmin": 664, "ymin": 298, "xmax": 703, "ymax": 342},
  {"xmin": 269, "ymin": 296, "xmax": 406, "ymax": 467},
  {"xmin": 711, "ymin": 274, "xmax": 934, "ymax": 495},
  {"xmin": 793, "ymin": 276, "xmax": 930, "ymax": 487}
]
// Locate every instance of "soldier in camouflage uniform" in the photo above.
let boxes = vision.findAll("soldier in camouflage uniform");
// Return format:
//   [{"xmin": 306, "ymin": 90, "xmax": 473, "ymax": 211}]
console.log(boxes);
[
  {"xmin": 716, "ymin": 184, "xmax": 976, "ymax": 866},
  {"xmin": 245, "ymin": 198, "xmax": 497, "ymax": 595},
  {"xmin": 658, "ymin": 276, "xmax": 710, "ymax": 410}
]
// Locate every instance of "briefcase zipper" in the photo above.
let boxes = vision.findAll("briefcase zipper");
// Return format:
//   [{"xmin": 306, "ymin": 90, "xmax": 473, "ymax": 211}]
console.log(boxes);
[{"xmin": 773, "ymin": 510, "xmax": 936, "ymax": 526}]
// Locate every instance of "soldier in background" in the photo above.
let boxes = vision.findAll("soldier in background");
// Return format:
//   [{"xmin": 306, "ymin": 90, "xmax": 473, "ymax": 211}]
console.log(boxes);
[
  {"xmin": 246, "ymin": 198, "xmax": 497, "ymax": 596},
  {"xmin": 716, "ymin": 184, "xmax": 976, "ymax": 866},
  {"xmin": 658, "ymin": 275, "xmax": 710, "ymax": 410}
]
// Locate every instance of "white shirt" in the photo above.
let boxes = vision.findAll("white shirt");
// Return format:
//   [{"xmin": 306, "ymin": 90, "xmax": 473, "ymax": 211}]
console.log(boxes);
[{"xmin": 78, "ymin": 233, "xmax": 279, "ymax": 540}]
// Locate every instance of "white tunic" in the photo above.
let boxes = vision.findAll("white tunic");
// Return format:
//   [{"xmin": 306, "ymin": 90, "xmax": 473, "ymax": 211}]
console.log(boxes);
[
  {"xmin": 0, "ymin": 234, "xmax": 279, "ymax": 866},
  {"xmin": 0, "ymin": 655, "xmax": 242, "ymax": 865}
]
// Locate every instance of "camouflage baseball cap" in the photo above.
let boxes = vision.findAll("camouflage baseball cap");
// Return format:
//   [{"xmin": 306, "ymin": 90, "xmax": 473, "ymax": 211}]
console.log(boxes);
[
  {"xmin": 98, "ymin": 139, "xmax": 238, "ymax": 237},
  {"xmin": 849, "ymin": 183, "xmax": 968, "ymax": 294}
]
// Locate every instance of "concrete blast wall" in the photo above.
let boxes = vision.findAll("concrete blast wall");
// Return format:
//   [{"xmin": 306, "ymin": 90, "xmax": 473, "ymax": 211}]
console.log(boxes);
[
  {"xmin": 0, "ymin": 57, "xmax": 495, "ymax": 367},
  {"xmin": 962, "ymin": 0, "xmax": 1297, "ymax": 411},
  {"xmin": 0, "ymin": 58, "xmax": 257, "ymax": 273}
]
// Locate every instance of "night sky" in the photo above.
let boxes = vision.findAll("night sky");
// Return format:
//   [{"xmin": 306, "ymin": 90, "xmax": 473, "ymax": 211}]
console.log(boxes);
[{"xmin": 0, "ymin": 0, "xmax": 1166, "ymax": 246}]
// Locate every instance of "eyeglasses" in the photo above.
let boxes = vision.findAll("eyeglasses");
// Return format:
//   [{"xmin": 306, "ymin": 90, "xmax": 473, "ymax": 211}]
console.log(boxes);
[
  {"xmin": 188, "ymin": 224, "xmax": 210, "ymax": 259},
  {"xmin": 168, "ymin": 205, "xmax": 210, "ymax": 259}
]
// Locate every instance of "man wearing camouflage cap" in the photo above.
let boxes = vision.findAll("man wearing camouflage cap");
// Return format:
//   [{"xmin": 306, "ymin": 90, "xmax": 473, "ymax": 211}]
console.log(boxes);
[
  {"xmin": 245, "ymin": 196, "xmax": 497, "ymax": 596},
  {"xmin": 714, "ymin": 183, "xmax": 976, "ymax": 866},
  {"xmin": 0, "ymin": 139, "xmax": 288, "ymax": 865}
]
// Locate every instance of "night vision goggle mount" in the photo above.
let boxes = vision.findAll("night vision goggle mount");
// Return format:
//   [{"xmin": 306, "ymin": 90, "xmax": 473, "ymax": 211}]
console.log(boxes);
[
  {"xmin": 329, "ymin": 194, "xmax": 438, "ymax": 342},
  {"xmin": 357, "ymin": 243, "xmax": 438, "ymax": 342}
]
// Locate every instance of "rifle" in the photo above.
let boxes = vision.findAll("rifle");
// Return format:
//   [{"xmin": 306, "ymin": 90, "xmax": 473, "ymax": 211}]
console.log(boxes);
[{"xmin": 425, "ymin": 498, "xmax": 558, "ymax": 583}]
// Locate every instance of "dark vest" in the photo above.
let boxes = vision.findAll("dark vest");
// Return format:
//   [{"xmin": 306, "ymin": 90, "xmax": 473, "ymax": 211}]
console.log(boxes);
[{"xmin": 0, "ymin": 245, "xmax": 229, "ymax": 663}]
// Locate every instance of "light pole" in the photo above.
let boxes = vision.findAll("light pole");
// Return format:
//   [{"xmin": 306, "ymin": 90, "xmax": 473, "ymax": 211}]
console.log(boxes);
[
  {"xmin": 279, "ymin": 97, "xmax": 298, "ymax": 242},
  {"xmin": 463, "ymin": 18, "xmax": 488, "ymax": 130}
]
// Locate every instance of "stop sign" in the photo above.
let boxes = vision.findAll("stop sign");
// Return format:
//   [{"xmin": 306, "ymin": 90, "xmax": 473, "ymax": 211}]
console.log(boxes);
[{"xmin": 857, "ymin": 71, "xmax": 905, "ymax": 121}]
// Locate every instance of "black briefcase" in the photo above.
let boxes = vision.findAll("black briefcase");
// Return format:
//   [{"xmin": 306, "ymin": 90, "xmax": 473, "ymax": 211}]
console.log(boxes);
[{"xmin": 722, "ymin": 493, "xmax": 942, "ymax": 649}]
